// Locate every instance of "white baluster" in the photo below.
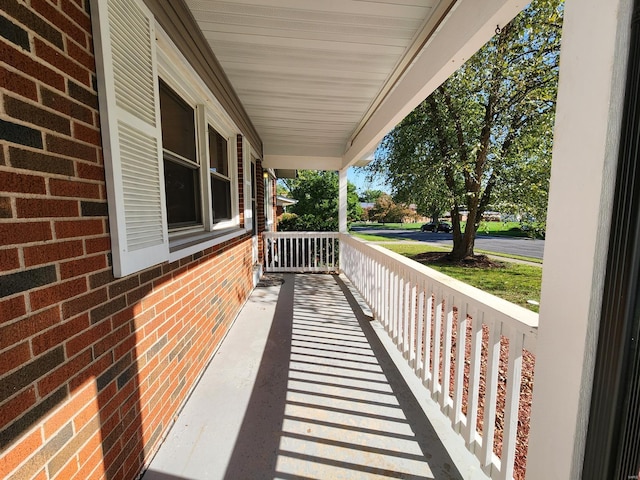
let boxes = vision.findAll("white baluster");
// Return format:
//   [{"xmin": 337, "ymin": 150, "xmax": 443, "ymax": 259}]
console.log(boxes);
[
  {"xmin": 499, "ymin": 329, "xmax": 524, "ymax": 480},
  {"xmin": 442, "ymin": 293, "xmax": 454, "ymax": 411},
  {"xmin": 452, "ymin": 301, "xmax": 469, "ymax": 431},
  {"xmin": 480, "ymin": 318, "xmax": 501, "ymax": 475},
  {"xmin": 466, "ymin": 308, "xmax": 483, "ymax": 453},
  {"xmin": 431, "ymin": 289, "xmax": 443, "ymax": 401}
]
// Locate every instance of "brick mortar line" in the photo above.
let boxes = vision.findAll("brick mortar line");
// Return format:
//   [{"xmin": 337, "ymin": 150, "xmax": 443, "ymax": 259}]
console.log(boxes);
[
  {"xmin": 0, "ymin": 146, "xmax": 102, "ymax": 174},
  {"xmin": 0, "ymin": 33, "xmax": 92, "ymax": 89},
  {"xmin": 22, "ymin": 3, "xmax": 92, "ymax": 55},
  {"xmin": 0, "ymin": 188, "xmax": 106, "ymax": 202},
  {"xmin": 65, "ymin": 32, "xmax": 93, "ymax": 56},
  {"xmin": 2, "ymin": 91, "xmax": 100, "ymax": 142},
  {"xmin": 0, "ymin": 62, "xmax": 97, "ymax": 127},
  {"xmin": 1, "ymin": 254, "xmax": 107, "ymax": 279},
  {"xmin": 1, "ymin": 2, "xmax": 90, "ymax": 48}
]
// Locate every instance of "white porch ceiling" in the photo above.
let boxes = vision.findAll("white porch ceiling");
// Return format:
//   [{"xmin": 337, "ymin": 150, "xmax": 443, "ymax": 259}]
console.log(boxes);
[{"xmin": 184, "ymin": 0, "xmax": 525, "ymax": 170}]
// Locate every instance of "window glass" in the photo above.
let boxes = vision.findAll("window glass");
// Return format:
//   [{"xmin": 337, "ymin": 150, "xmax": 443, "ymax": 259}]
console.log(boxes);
[
  {"xmin": 208, "ymin": 126, "xmax": 231, "ymax": 223},
  {"xmin": 159, "ymin": 80, "xmax": 201, "ymax": 228},
  {"xmin": 211, "ymin": 176, "xmax": 231, "ymax": 221},
  {"xmin": 208, "ymin": 127, "xmax": 228, "ymax": 176},
  {"xmin": 159, "ymin": 80, "xmax": 196, "ymax": 162},
  {"xmin": 164, "ymin": 160, "xmax": 201, "ymax": 226}
]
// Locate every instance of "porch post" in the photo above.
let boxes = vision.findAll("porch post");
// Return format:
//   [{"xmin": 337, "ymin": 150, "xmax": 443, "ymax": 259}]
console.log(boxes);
[
  {"xmin": 339, "ymin": 167, "xmax": 348, "ymax": 233},
  {"xmin": 526, "ymin": 0, "xmax": 632, "ymax": 479}
]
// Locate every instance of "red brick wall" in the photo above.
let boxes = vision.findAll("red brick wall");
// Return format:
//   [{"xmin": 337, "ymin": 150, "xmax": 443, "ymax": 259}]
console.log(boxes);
[{"xmin": 0, "ymin": 2, "xmax": 257, "ymax": 479}]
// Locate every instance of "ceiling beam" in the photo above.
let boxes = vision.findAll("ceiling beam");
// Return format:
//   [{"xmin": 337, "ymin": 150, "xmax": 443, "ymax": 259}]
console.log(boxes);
[
  {"xmin": 342, "ymin": 0, "xmax": 527, "ymax": 168},
  {"xmin": 263, "ymin": 155, "xmax": 342, "ymax": 171}
]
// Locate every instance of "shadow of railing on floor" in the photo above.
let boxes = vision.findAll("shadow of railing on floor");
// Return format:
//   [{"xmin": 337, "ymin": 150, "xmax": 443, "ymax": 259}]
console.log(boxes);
[{"xmin": 223, "ymin": 274, "xmax": 464, "ymax": 480}]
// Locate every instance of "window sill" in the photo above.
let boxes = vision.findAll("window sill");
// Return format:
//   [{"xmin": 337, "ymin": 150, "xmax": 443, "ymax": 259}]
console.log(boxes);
[{"xmin": 168, "ymin": 227, "xmax": 249, "ymax": 262}]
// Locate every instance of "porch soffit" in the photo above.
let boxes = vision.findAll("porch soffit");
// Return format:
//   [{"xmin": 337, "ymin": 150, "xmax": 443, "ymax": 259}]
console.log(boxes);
[{"xmin": 183, "ymin": 0, "xmax": 525, "ymax": 171}]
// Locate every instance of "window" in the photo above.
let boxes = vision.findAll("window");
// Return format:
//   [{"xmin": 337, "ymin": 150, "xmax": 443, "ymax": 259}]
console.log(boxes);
[
  {"xmin": 159, "ymin": 80, "xmax": 201, "ymax": 229},
  {"xmin": 158, "ymin": 81, "xmax": 237, "ymax": 232},
  {"xmin": 208, "ymin": 126, "xmax": 231, "ymax": 223}
]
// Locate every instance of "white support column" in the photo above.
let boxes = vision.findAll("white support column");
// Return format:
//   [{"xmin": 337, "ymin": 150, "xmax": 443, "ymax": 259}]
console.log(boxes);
[
  {"xmin": 526, "ymin": 1, "xmax": 631, "ymax": 479},
  {"xmin": 339, "ymin": 168, "xmax": 348, "ymax": 233}
]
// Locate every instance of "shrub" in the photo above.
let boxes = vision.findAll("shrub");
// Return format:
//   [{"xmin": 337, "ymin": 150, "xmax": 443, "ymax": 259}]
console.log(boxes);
[{"xmin": 277, "ymin": 213, "xmax": 338, "ymax": 232}]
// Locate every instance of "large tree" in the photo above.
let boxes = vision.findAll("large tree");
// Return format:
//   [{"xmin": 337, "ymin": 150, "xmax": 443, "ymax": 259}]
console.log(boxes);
[{"xmin": 367, "ymin": 0, "xmax": 562, "ymax": 259}]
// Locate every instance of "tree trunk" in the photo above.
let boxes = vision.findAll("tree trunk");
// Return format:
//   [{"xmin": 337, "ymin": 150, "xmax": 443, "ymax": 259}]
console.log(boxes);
[
  {"xmin": 450, "ymin": 205, "xmax": 462, "ymax": 243},
  {"xmin": 450, "ymin": 205, "xmax": 479, "ymax": 261}
]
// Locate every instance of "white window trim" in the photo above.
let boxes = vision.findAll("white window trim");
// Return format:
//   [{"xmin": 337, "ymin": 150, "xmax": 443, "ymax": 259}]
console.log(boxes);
[
  {"xmin": 202, "ymin": 110, "xmax": 238, "ymax": 231},
  {"xmin": 168, "ymin": 228, "xmax": 247, "ymax": 262}
]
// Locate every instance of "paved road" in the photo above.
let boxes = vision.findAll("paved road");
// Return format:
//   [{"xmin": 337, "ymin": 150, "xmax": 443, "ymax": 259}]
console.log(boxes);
[{"xmin": 352, "ymin": 227, "xmax": 545, "ymax": 260}]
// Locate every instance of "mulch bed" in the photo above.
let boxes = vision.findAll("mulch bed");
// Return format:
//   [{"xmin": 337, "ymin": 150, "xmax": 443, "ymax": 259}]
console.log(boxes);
[{"xmin": 412, "ymin": 252, "xmax": 505, "ymax": 269}]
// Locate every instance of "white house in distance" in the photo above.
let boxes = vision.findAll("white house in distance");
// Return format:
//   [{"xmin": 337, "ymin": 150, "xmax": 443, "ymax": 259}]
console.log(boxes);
[{"xmin": 0, "ymin": 0, "xmax": 636, "ymax": 479}]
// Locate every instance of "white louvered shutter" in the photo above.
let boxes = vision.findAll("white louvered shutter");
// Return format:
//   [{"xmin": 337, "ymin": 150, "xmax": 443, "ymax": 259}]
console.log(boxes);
[{"xmin": 91, "ymin": 0, "xmax": 169, "ymax": 277}]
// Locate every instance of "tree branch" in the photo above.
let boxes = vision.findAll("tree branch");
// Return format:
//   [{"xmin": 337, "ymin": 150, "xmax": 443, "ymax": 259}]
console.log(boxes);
[
  {"xmin": 438, "ymin": 84, "xmax": 468, "ymax": 165},
  {"xmin": 426, "ymin": 94, "xmax": 457, "ymax": 195}
]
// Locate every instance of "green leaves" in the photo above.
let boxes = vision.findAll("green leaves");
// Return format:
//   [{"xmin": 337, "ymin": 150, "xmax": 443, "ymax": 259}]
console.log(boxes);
[{"xmin": 278, "ymin": 171, "xmax": 362, "ymax": 231}]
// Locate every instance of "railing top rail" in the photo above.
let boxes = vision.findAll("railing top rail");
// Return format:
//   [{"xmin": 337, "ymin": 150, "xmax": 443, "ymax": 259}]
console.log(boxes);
[
  {"xmin": 340, "ymin": 233, "xmax": 539, "ymax": 337},
  {"xmin": 264, "ymin": 231, "xmax": 339, "ymax": 238}
]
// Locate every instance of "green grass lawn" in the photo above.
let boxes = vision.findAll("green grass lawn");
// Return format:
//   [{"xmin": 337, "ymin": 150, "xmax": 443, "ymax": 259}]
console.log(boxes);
[
  {"xmin": 350, "ymin": 232, "xmax": 418, "ymax": 242},
  {"xmin": 473, "ymin": 249, "xmax": 543, "ymax": 264},
  {"xmin": 384, "ymin": 243, "xmax": 542, "ymax": 312},
  {"xmin": 470, "ymin": 221, "xmax": 531, "ymax": 237},
  {"xmin": 383, "ymin": 243, "xmax": 450, "ymax": 255}
]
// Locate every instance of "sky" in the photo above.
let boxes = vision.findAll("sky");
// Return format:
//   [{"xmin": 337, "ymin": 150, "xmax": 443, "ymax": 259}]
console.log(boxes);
[{"xmin": 348, "ymin": 166, "xmax": 390, "ymax": 194}]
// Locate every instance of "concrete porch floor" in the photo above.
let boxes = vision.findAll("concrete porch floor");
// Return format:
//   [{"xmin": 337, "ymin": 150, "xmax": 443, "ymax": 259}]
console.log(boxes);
[{"xmin": 142, "ymin": 274, "xmax": 488, "ymax": 480}]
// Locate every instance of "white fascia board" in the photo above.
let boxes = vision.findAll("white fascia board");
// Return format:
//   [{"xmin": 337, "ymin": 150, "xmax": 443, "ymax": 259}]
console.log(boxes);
[
  {"xmin": 263, "ymin": 155, "xmax": 342, "ymax": 171},
  {"xmin": 352, "ymin": 149, "xmax": 377, "ymax": 167},
  {"xmin": 342, "ymin": 0, "xmax": 526, "ymax": 168}
]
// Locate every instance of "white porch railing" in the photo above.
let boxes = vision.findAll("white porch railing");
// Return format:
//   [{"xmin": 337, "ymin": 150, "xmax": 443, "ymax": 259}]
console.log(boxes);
[
  {"xmin": 263, "ymin": 231, "xmax": 340, "ymax": 273},
  {"xmin": 340, "ymin": 234, "xmax": 538, "ymax": 480},
  {"xmin": 262, "ymin": 232, "xmax": 538, "ymax": 479}
]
